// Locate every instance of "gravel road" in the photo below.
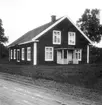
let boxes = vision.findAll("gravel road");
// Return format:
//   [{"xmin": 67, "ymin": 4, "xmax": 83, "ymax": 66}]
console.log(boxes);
[{"xmin": 0, "ymin": 73, "xmax": 101, "ymax": 105}]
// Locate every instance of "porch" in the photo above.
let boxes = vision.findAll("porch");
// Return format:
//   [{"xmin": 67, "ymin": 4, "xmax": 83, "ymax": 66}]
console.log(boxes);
[{"xmin": 56, "ymin": 48, "xmax": 82, "ymax": 64}]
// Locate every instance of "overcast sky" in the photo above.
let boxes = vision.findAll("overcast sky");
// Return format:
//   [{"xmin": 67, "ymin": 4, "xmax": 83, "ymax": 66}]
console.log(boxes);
[{"xmin": 0, "ymin": 0, "xmax": 102, "ymax": 47}]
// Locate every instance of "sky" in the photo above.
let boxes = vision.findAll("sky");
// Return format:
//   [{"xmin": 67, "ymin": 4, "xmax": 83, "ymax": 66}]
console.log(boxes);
[{"xmin": 0, "ymin": 0, "xmax": 102, "ymax": 47}]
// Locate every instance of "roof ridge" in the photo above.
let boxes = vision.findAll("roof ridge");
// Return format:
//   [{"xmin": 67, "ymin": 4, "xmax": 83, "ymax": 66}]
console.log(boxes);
[{"xmin": 8, "ymin": 17, "xmax": 62, "ymax": 47}]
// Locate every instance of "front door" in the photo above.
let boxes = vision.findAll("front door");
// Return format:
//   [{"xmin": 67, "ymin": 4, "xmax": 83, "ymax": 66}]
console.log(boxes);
[
  {"xmin": 68, "ymin": 50, "xmax": 73, "ymax": 64},
  {"xmin": 57, "ymin": 49, "xmax": 74, "ymax": 64},
  {"xmin": 17, "ymin": 49, "xmax": 20, "ymax": 62}
]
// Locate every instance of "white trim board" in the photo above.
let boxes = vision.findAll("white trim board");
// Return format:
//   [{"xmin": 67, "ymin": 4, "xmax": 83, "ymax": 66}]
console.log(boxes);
[
  {"xmin": 87, "ymin": 45, "xmax": 89, "ymax": 63},
  {"xmin": 33, "ymin": 43, "xmax": 37, "ymax": 65},
  {"xmin": 31, "ymin": 16, "xmax": 93, "ymax": 45},
  {"xmin": 8, "ymin": 15, "xmax": 93, "ymax": 47},
  {"xmin": 65, "ymin": 16, "xmax": 93, "ymax": 45},
  {"xmin": 32, "ymin": 16, "xmax": 66, "ymax": 41}
]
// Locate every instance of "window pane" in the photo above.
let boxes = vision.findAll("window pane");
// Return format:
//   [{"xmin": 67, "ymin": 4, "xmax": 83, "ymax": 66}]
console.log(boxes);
[
  {"xmin": 22, "ymin": 48, "xmax": 25, "ymax": 60},
  {"xmin": 27, "ymin": 47, "xmax": 31, "ymax": 61},
  {"xmin": 68, "ymin": 32, "xmax": 75, "ymax": 45},
  {"xmin": 11, "ymin": 50, "xmax": 12, "ymax": 59},
  {"xmin": 75, "ymin": 49, "xmax": 82, "ymax": 61},
  {"xmin": 53, "ymin": 31, "xmax": 61, "ymax": 44},
  {"xmin": 45, "ymin": 47, "xmax": 53, "ymax": 61}
]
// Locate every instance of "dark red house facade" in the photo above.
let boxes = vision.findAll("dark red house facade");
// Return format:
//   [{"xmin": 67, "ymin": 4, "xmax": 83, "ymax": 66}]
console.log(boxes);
[{"xmin": 8, "ymin": 16, "xmax": 93, "ymax": 65}]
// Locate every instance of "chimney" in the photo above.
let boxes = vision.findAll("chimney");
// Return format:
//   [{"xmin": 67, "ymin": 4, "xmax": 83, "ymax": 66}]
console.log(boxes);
[{"xmin": 51, "ymin": 15, "xmax": 56, "ymax": 22}]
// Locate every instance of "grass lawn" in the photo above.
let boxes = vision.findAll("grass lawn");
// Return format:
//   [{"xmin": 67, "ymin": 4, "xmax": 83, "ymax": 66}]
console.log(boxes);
[{"xmin": 0, "ymin": 58, "xmax": 102, "ymax": 92}]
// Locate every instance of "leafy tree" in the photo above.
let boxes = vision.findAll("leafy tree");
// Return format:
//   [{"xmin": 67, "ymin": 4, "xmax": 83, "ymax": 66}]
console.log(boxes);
[
  {"xmin": 0, "ymin": 19, "xmax": 8, "ymax": 43},
  {"xmin": 0, "ymin": 19, "xmax": 8, "ymax": 59},
  {"xmin": 77, "ymin": 9, "xmax": 102, "ymax": 43}
]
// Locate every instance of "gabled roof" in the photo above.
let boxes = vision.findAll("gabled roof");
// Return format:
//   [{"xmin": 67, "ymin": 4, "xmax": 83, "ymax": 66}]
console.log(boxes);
[
  {"xmin": 8, "ymin": 16, "xmax": 93, "ymax": 47},
  {"xmin": 8, "ymin": 18, "xmax": 61, "ymax": 47}
]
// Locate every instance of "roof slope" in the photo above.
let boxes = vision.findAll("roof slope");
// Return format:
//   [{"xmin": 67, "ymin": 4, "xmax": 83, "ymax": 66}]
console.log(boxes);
[
  {"xmin": 8, "ymin": 18, "xmax": 61, "ymax": 47},
  {"xmin": 8, "ymin": 16, "xmax": 93, "ymax": 47}
]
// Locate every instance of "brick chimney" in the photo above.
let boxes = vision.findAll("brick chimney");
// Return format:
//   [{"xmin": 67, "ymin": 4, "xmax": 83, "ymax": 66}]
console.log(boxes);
[{"xmin": 51, "ymin": 15, "xmax": 56, "ymax": 22}]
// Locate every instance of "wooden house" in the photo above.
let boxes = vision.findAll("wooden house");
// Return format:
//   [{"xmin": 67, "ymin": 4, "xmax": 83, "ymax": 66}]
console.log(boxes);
[{"xmin": 8, "ymin": 15, "xmax": 93, "ymax": 65}]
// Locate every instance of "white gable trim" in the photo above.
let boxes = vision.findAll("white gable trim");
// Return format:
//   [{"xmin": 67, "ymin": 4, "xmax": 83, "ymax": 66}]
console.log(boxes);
[
  {"xmin": 65, "ymin": 16, "xmax": 93, "ymax": 45},
  {"xmin": 32, "ymin": 16, "xmax": 93, "ymax": 45},
  {"xmin": 9, "ymin": 15, "xmax": 93, "ymax": 47},
  {"xmin": 32, "ymin": 16, "xmax": 66, "ymax": 41}
]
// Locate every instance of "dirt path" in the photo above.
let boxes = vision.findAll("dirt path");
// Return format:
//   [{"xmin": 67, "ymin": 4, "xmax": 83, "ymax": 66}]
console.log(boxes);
[{"xmin": 0, "ymin": 73, "xmax": 101, "ymax": 105}]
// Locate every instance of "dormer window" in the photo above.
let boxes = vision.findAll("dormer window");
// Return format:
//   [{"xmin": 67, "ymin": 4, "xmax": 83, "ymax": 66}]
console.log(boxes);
[
  {"xmin": 53, "ymin": 30, "xmax": 61, "ymax": 44},
  {"xmin": 68, "ymin": 32, "xmax": 76, "ymax": 45}
]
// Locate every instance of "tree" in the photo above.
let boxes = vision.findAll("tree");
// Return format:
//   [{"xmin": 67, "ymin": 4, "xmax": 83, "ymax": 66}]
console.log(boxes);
[
  {"xmin": 77, "ymin": 9, "xmax": 102, "ymax": 43},
  {"xmin": 0, "ymin": 19, "xmax": 8, "ymax": 43},
  {"xmin": 0, "ymin": 19, "xmax": 8, "ymax": 59}
]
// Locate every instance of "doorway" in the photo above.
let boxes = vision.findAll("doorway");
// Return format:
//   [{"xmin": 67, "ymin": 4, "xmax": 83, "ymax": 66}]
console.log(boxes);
[{"xmin": 57, "ymin": 49, "xmax": 73, "ymax": 64}]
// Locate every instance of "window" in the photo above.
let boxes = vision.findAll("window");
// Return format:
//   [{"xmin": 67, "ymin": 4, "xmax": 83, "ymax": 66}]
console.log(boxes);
[
  {"xmin": 53, "ymin": 30, "xmax": 61, "ymax": 44},
  {"xmin": 11, "ymin": 50, "xmax": 13, "ymax": 59},
  {"xmin": 17, "ymin": 49, "xmax": 20, "ymax": 62},
  {"xmin": 22, "ymin": 48, "xmax": 25, "ymax": 60},
  {"xmin": 14, "ymin": 49, "xmax": 16, "ymax": 59},
  {"xmin": 45, "ymin": 47, "xmax": 53, "ymax": 61},
  {"xmin": 27, "ymin": 47, "xmax": 31, "ymax": 61},
  {"xmin": 75, "ymin": 49, "xmax": 82, "ymax": 61},
  {"xmin": 68, "ymin": 32, "xmax": 76, "ymax": 45}
]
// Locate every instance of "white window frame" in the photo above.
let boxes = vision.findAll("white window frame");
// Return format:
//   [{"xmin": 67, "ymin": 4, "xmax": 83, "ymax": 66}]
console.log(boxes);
[
  {"xmin": 68, "ymin": 32, "xmax": 76, "ymax": 45},
  {"xmin": 22, "ymin": 48, "xmax": 25, "ymax": 60},
  {"xmin": 17, "ymin": 49, "xmax": 20, "ymax": 62},
  {"xmin": 75, "ymin": 49, "xmax": 82, "ymax": 61},
  {"xmin": 11, "ymin": 50, "xmax": 13, "ymax": 59},
  {"xmin": 53, "ymin": 30, "xmax": 61, "ymax": 44},
  {"xmin": 45, "ymin": 47, "xmax": 54, "ymax": 61},
  {"xmin": 27, "ymin": 47, "xmax": 31, "ymax": 61},
  {"xmin": 14, "ymin": 49, "xmax": 16, "ymax": 59}
]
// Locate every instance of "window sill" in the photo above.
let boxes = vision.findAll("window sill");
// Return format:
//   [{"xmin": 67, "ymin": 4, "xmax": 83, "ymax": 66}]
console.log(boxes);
[
  {"xmin": 53, "ymin": 43, "xmax": 61, "ymax": 45},
  {"xmin": 27, "ymin": 59, "xmax": 31, "ymax": 61},
  {"xmin": 45, "ymin": 59, "xmax": 53, "ymax": 61}
]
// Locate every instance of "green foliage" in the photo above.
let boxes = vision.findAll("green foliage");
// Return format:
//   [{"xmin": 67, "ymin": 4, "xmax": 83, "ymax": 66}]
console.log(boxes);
[
  {"xmin": 0, "ymin": 19, "xmax": 8, "ymax": 43},
  {"xmin": 0, "ymin": 44, "xmax": 8, "ymax": 58},
  {"xmin": 0, "ymin": 19, "xmax": 8, "ymax": 58},
  {"xmin": 89, "ymin": 45, "xmax": 102, "ymax": 63},
  {"xmin": 77, "ymin": 9, "xmax": 102, "ymax": 43}
]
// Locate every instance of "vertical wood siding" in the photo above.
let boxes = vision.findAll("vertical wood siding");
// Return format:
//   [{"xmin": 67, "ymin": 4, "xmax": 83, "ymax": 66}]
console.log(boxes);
[{"xmin": 37, "ymin": 18, "xmax": 88, "ymax": 65}]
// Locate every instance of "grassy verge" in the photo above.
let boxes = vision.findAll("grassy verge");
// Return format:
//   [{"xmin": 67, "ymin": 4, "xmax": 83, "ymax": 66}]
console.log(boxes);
[{"xmin": 0, "ymin": 62, "xmax": 102, "ymax": 90}]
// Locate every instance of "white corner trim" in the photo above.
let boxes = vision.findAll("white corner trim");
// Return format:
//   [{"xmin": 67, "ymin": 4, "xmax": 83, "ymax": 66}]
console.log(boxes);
[
  {"xmin": 65, "ymin": 16, "xmax": 93, "ymax": 45},
  {"xmin": 33, "ymin": 43, "xmax": 37, "ymax": 65},
  {"xmin": 32, "ymin": 16, "xmax": 66, "ymax": 41},
  {"xmin": 87, "ymin": 45, "xmax": 89, "ymax": 63}
]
